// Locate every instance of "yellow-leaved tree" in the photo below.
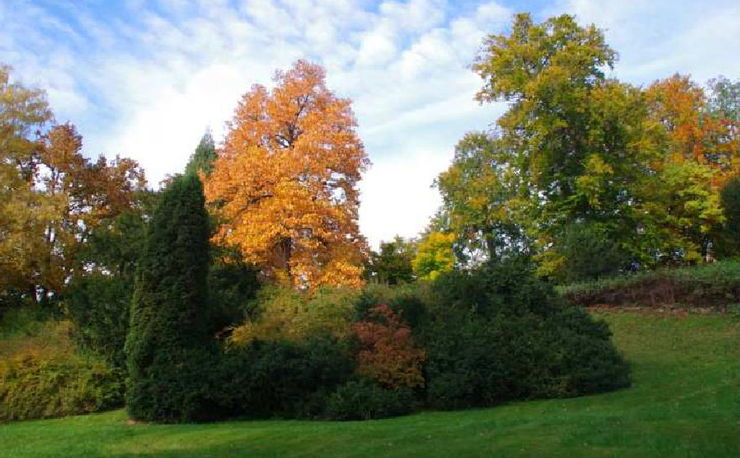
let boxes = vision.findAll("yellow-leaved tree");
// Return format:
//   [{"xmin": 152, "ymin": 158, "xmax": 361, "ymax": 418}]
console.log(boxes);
[{"xmin": 205, "ymin": 60, "xmax": 369, "ymax": 289}]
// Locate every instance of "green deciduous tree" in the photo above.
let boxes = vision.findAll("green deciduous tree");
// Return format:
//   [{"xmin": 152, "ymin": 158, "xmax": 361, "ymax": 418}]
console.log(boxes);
[
  {"xmin": 436, "ymin": 132, "xmax": 528, "ymax": 265},
  {"xmin": 364, "ymin": 236, "xmax": 416, "ymax": 285}
]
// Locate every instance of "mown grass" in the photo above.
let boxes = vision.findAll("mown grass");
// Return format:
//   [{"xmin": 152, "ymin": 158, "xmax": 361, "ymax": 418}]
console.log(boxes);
[{"xmin": 1, "ymin": 310, "xmax": 738, "ymax": 458}]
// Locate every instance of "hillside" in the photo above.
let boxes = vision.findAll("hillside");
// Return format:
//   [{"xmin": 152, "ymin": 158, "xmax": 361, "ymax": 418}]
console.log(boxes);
[{"xmin": 1, "ymin": 310, "xmax": 737, "ymax": 458}]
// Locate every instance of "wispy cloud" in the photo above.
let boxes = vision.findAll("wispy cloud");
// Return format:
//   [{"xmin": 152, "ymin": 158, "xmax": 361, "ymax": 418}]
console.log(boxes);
[{"xmin": 1, "ymin": 0, "xmax": 738, "ymax": 247}]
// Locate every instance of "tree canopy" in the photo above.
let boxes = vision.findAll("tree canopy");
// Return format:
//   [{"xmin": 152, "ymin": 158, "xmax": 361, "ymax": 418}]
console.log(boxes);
[{"xmin": 204, "ymin": 60, "xmax": 369, "ymax": 290}]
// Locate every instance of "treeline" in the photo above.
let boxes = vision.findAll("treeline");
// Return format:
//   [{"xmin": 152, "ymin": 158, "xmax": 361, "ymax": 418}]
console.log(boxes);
[{"xmin": 430, "ymin": 14, "xmax": 740, "ymax": 283}]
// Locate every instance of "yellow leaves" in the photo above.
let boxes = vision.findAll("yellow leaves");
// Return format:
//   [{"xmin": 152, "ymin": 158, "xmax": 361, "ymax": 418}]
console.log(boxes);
[
  {"xmin": 575, "ymin": 153, "xmax": 614, "ymax": 209},
  {"xmin": 205, "ymin": 60, "xmax": 369, "ymax": 290},
  {"xmin": 412, "ymin": 232, "xmax": 455, "ymax": 281},
  {"xmin": 229, "ymin": 286, "xmax": 359, "ymax": 346}
]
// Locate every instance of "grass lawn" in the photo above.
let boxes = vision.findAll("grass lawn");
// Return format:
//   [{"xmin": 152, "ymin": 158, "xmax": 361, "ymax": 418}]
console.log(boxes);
[{"xmin": 1, "ymin": 310, "xmax": 738, "ymax": 458}]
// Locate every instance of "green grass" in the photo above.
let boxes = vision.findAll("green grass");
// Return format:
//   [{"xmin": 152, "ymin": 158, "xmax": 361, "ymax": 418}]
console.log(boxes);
[{"xmin": 1, "ymin": 310, "xmax": 738, "ymax": 458}]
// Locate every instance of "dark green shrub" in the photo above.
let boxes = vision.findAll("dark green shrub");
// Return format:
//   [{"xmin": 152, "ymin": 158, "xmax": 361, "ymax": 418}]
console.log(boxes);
[
  {"xmin": 207, "ymin": 254, "xmax": 260, "ymax": 334},
  {"xmin": 65, "ymin": 274, "xmax": 131, "ymax": 369},
  {"xmin": 325, "ymin": 379, "xmax": 416, "ymax": 420},
  {"xmin": 545, "ymin": 307, "xmax": 631, "ymax": 394},
  {"xmin": 421, "ymin": 259, "xmax": 630, "ymax": 409},
  {"xmin": 429, "ymin": 257, "xmax": 563, "ymax": 317},
  {"xmin": 355, "ymin": 283, "xmax": 429, "ymax": 331},
  {"xmin": 214, "ymin": 337, "xmax": 354, "ymax": 419},
  {"xmin": 0, "ymin": 321, "xmax": 123, "ymax": 422},
  {"xmin": 125, "ymin": 173, "xmax": 213, "ymax": 423}
]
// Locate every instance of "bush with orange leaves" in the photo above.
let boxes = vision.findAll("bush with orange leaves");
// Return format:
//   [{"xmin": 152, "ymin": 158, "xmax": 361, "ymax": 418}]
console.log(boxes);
[{"xmin": 352, "ymin": 304, "xmax": 425, "ymax": 389}]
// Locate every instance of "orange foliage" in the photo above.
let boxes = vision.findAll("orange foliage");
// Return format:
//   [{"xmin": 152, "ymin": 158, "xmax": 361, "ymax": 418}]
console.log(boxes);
[
  {"xmin": 646, "ymin": 74, "xmax": 740, "ymax": 187},
  {"xmin": 353, "ymin": 304, "xmax": 426, "ymax": 389},
  {"xmin": 204, "ymin": 60, "xmax": 369, "ymax": 289}
]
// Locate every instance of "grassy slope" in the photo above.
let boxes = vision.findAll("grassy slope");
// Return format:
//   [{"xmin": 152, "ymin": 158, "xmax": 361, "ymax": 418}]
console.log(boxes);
[{"xmin": 1, "ymin": 311, "xmax": 738, "ymax": 458}]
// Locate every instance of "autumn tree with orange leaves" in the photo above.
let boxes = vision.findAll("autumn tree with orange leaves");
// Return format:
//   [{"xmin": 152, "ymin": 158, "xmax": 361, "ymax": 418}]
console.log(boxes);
[{"xmin": 205, "ymin": 61, "xmax": 369, "ymax": 289}]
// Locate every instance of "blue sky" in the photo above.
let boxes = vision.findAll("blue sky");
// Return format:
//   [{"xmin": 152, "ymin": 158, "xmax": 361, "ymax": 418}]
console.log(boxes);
[{"xmin": 2, "ymin": 0, "xmax": 739, "ymax": 247}]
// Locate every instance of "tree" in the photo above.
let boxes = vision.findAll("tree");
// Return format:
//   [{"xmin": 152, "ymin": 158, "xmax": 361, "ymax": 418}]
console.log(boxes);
[
  {"xmin": 471, "ymin": 14, "xmax": 650, "ymax": 276},
  {"xmin": 364, "ymin": 236, "xmax": 416, "ymax": 285},
  {"xmin": 125, "ymin": 173, "xmax": 212, "ymax": 422},
  {"xmin": 0, "ymin": 65, "xmax": 53, "ymax": 298},
  {"xmin": 185, "ymin": 130, "xmax": 217, "ymax": 177},
  {"xmin": 412, "ymin": 232, "xmax": 455, "ymax": 281},
  {"xmin": 436, "ymin": 131, "xmax": 528, "ymax": 265},
  {"xmin": 204, "ymin": 60, "xmax": 369, "ymax": 290},
  {"xmin": 716, "ymin": 176, "xmax": 740, "ymax": 257},
  {"xmin": 0, "ymin": 66, "xmax": 146, "ymax": 303},
  {"xmin": 641, "ymin": 75, "xmax": 738, "ymax": 262}
]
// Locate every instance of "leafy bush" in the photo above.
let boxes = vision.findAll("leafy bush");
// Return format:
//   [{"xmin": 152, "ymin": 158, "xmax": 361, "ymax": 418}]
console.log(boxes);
[
  {"xmin": 421, "ymin": 259, "xmax": 630, "ymax": 410},
  {"xmin": 125, "ymin": 174, "xmax": 213, "ymax": 423},
  {"xmin": 354, "ymin": 283, "xmax": 430, "ymax": 330},
  {"xmin": 65, "ymin": 274, "xmax": 131, "ymax": 369},
  {"xmin": 325, "ymin": 379, "xmax": 416, "ymax": 420},
  {"xmin": 213, "ymin": 337, "xmax": 354, "ymax": 419},
  {"xmin": 229, "ymin": 286, "xmax": 359, "ymax": 345},
  {"xmin": 207, "ymin": 251, "xmax": 260, "ymax": 334},
  {"xmin": 353, "ymin": 304, "xmax": 425, "ymax": 389},
  {"xmin": 0, "ymin": 320, "xmax": 123, "ymax": 422},
  {"xmin": 429, "ymin": 256, "xmax": 565, "ymax": 317}
]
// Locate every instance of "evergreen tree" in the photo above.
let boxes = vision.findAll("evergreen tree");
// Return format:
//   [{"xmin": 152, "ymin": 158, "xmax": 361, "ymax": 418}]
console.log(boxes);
[
  {"xmin": 184, "ymin": 131, "xmax": 217, "ymax": 176},
  {"xmin": 125, "ymin": 173, "xmax": 212, "ymax": 422}
]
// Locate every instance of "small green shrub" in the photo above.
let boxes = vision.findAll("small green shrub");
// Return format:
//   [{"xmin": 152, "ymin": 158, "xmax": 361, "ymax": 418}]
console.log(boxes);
[
  {"xmin": 325, "ymin": 379, "xmax": 416, "ymax": 420},
  {"xmin": 0, "ymin": 321, "xmax": 123, "ymax": 422}
]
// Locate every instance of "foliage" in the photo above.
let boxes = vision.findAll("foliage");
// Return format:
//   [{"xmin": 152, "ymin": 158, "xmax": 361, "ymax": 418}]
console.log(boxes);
[
  {"xmin": 205, "ymin": 60, "xmax": 369, "ymax": 289},
  {"xmin": 441, "ymin": 14, "xmax": 740, "ymax": 277},
  {"xmin": 364, "ymin": 236, "xmax": 416, "ymax": 285},
  {"xmin": 325, "ymin": 379, "xmax": 416, "ymax": 421},
  {"xmin": 125, "ymin": 173, "xmax": 213, "ymax": 423},
  {"xmin": 422, "ymin": 260, "xmax": 630, "ymax": 410},
  {"xmin": 65, "ymin": 275, "xmax": 131, "ymax": 369},
  {"xmin": 716, "ymin": 176, "xmax": 740, "ymax": 257},
  {"xmin": 184, "ymin": 131, "xmax": 217, "ymax": 177},
  {"xmin": 0, "ymin": 66, "xmax": 146, "ymax": 303},
  {"xmin": 436, "ymin": 132, "xmax": 527, "ymax": 264},
  {"xmin": 352, "ymin": 304, "xmax": 425, "ymax": 389},
  {"xmin": 558, "ymin": 260, "xmax": 740, "ymax": 309},
  {"xmin": 1, "ymin": 312, "xmax": 737, "ymax": 457},
  {"xmin": 551, "ymin": 221, "xmax": 631, "ymax": 282},
  {"xmin": 214, "ymin": 337, "xmax": 355, "ymax": 419},
  {"xmin": 207, "ymin": 250, "xmax": 261, "ymax": 334},
  {"xmin": 0, "ymin": 320, "xmax": 123, "ymax": 422},
  {"xmin": 229, "ymin": 286, "xmax": 359, "ymax": 346},
  {"xmin": 412, "ymin": 232, "xmax": 455, "ymax": 281},
  {"xmin": 354, "ymin": 282, "xmax": 430, "ymax": 331}
]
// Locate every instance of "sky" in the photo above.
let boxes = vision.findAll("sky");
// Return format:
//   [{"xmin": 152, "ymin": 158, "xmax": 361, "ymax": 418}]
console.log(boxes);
[{"xmin": 1, "ymin": 0, "xmax": 739, "ymax": 248}]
